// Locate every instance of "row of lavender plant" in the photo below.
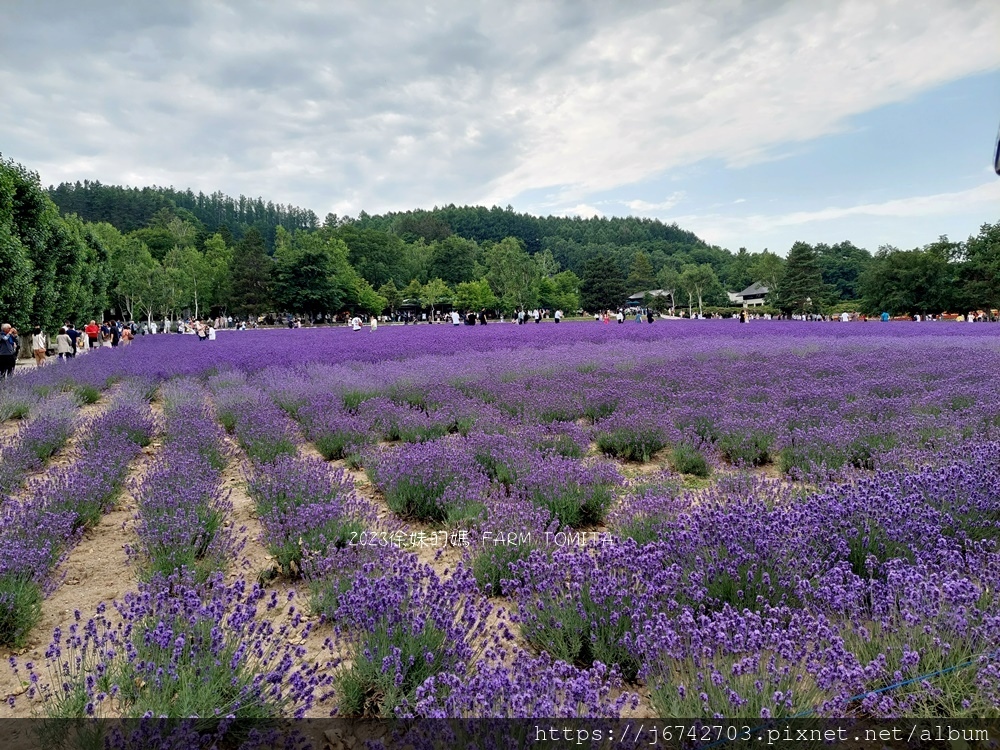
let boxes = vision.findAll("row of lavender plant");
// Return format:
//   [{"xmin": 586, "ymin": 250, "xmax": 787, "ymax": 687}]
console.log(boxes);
[
  {"xmin": 10, "ymin": 380, "xmax": 332, "ymax": 740},
  {"xmin": 0, "ymin": 385, "xmax": 154, "ymax": 648},
  {"xmin": 127, "ymin": 379, "xmax": 242, "ymax": 582},
  {"xmin": 251, "ymin": 328, "xmax": 1000, "ymax": 485},
  {"xmin": 227, "ymin": 373, "xmax": 637, "ymax": 720},
  {"xmin": 0, "ymin": 394, "xmax": 78, "ymax": 500},
  {"xmin": 495, "ymin": 457, "xmax": 1000, "ymax": 718},
  {"xmin": 11, "ymin": 571, "xmax": 332, "ymax": 746}
]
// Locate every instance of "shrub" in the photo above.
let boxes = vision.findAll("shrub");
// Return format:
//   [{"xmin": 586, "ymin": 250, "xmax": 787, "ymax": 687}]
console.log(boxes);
[
  {"xmin": 718, "ymin": 430, "xmax": 773, "ymax": 466},
  {"xmin": 0, "ymin": 575, "xmax": 42, "ymax": 648},
  {"xmin": 367, "ymin": 439, "xmax": 491, "ymax": 522},
  {"xmin": 515, "ymin": 457, "xmax": 621, "ymax": 527},
  {"xmin": 596, "ymin": 427, "xmax": 667, "ymax": 462},
  {"xmin": 668, "ymin": 442, "xmax": 710, "ymax": 477}
]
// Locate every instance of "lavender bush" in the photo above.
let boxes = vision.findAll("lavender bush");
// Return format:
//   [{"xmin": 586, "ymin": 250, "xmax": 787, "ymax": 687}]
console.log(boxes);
[{"xmin": 246, "ymin": 455, "xmax": 377, "ymax": 577}]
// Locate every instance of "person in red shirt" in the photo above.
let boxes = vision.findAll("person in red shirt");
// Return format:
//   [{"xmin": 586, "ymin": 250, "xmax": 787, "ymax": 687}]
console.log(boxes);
[{"xmin": 83, "ymin": 319, "xmax": 100, "ymax": 349}]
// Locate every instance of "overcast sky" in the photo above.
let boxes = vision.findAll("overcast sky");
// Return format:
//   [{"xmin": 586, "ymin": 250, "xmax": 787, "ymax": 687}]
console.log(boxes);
[{"xmin": 2, "ymin": 0, "xmax": 998, "ymax": 255}]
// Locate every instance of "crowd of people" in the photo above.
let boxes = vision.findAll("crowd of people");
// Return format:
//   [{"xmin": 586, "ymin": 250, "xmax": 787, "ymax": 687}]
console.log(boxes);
[{"xmin": 0, "ymin": 319, "xmax": 142, "ymax": 377}]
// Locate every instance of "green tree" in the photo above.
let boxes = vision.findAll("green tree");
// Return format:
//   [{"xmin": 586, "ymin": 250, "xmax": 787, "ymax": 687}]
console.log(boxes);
[
  {"xmin": 203, "ymin": 232, "xmax": 233, "ymax": 314},
  {"xmin": 420, "ymin": 278, "xmax": 452, "ymax": 319},
  {"xmin": 336, "ymin": 225, "xmax": 407, "ymax": 289},
  {"xmin": 229, "ymin": 228, "xmax": 273, "ymax": 318},
  {"xmin": 534, "ymin": 248, "xmax": 560, "ymax": 278},
  {"xmin": 401, "ymin": 279, "xmax": 424, "ymax": 306},
  {"xmin": 128, "ymin": 225, "xmax": 178, "ymax": 261},
  {"xmin": 351, "ymin": 277, "xmax": 387, "ymax": 316},
  {"xmin": 272, "ymin": 227, "xmax": 347, "ymax": 320},
  {"xmin": 679, "ymin": 263, "xmax": 721, "ymax": 317},
  {"xmin": 656, "ymin": 266, "xmax": 680, "ymax": 312},
  {"xmin": 748, "ymin": 250, "xmax": 785, "ymax": 297},
  {"xmin": 859, "ymin": 245, "xmax": 957, "ymax": 316},
  {"xmin": 774, "ymin": 242, "xmax": 825, "ymax": 315},
  {"xmin": 960, "ymin": 221, "xmax": 1000, "ymax": 311},
  {"xmin": 164, "ymin": 245, "xmax": 213, "ymax": 320},
  {"xmin": 428, "ymin": 235, "xmax": 480, "ymax": 286},
  {"xmin": 111, "ymin": 237, "xmax": 159, "ymax": 322},
  {"xmin": 398, "ymin": 241, "xmax": 432, "ymax": 286},
  {"xmin": 454, "ymin": 278, "xmax": 498, "ymax": 312},
  {"xmin": 482, "ymin": 237, "xmax": 540, "ymax": 313},
  {"xmin": 0, "ymin": 161, "xmax": 34, "ymax": 328},
  {"xmin": 625, "ymin": 251, "xmax": 657, "ymax": 294},
  {"xmin": 724, "ymin": 247, "xmax": 756, "ymax": 293},
  {"xmin": 580, "ymin": 254, "xmax": 626, "ymax": 313},
  {"xmin": 815, "ymin": 241, "xmax": 872, "ymax": 302},
  {"xmin": 378, "ymin": 280, "xmax": 401, "ymax": 315}
]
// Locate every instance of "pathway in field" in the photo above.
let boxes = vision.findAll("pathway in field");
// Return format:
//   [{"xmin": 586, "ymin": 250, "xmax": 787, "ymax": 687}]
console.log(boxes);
[
  {"xmin": 224, "ymin": 437, "xmax": 340, "ymax": 718},
  {"xmin": 0, "ymin": 389, "xmax": 153, "ymax": 716}
]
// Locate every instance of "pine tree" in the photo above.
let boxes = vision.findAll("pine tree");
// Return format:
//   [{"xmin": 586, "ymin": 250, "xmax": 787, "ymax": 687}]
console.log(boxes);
[
  {"xmin": 580, "ymin": 254, "xmax": 626, "ymax": 313},
  {"xmin": 229, "ymin": 228, "xmax": 273, "ymax": 317},
  {"xmin": 775, "ymin": 242, "xmax": 825, "ymax": 315},
  {"xmin": 625, "ymin": 252, "xmax": 656, "ymax": 293}
]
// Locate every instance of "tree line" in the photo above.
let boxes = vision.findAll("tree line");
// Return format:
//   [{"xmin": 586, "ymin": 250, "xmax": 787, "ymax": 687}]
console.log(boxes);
[{"xmin": 1, "ymin": 153, "xmax": 996, "ymax": 331}]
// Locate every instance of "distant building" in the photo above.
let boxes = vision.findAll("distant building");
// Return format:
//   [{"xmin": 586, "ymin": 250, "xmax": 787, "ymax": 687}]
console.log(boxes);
[
  {"xmin": 734, "ymin": 282, "xmax": 769, "ymax": 307},
  {"xmin": 626, "ymin": 289, "xmax": 672, "ymax": 308}
]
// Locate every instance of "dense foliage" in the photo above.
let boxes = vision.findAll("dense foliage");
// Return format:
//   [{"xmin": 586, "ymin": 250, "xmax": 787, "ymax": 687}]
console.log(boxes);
[
  {"xmin": 0, "ymin": 154, "xmax": 990, "ymax": 332},
  {"xmin": 5, "ymin": 321, "xmax": 1000, "ymax": 733}
]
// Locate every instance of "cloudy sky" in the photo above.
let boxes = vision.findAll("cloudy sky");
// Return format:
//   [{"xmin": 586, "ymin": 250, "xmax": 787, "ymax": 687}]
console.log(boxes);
[{"xmin": 2, "ymin": 0, "xmax": 998, "ymax": 255}]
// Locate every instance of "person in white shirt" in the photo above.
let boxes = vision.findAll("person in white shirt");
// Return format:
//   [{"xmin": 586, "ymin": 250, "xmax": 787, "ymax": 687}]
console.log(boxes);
[
  {"xmin": 370, "ymin": 316, "xmax": 378, "ymax": 332},
  {"xmin": 31, "ymin": 326, "xmax": 47, "ymax": 366},
  {"xmin": 207, "ymin": 325, "xmax": 216, "ymax": 340},
  {"xmin": 56, "ymin": 328, "xmax": 73, "ymax": 360},
  {"xmin": 450, "ymin": 311, "xmax": 461, "ymax": 326},
  {"xmin": 554, "ymin": 309, "xmax": 563, "ymax": 323},
  {"xmin": 351, "ymin": 316, "xmax": 362, "ymax": 331}
]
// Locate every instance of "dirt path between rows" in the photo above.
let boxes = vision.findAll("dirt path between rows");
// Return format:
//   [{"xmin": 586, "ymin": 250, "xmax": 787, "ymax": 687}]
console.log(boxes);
[{"xmin": 0, "ymin": 395, "xmax": 157, "ymax": 718}]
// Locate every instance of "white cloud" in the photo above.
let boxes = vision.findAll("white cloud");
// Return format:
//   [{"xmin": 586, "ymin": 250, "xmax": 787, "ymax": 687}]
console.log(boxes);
[
  {"xmin": 667, "ymin": 181, "xmax": 1000, "ymax": 249},
  {"xmin": 0, "ymin": 0, "xmax": 997, "ymax": 216},
  {"xmin": 480, "ymin": 0, "xmax": 1000, "ymax": 204},
  {"xmin": 559, "ymin": 204, "xmax": 604, "ymax": 219},
  {"xmin": 624, "ymin": 192, "xmax": 686, "ymax": 212}
]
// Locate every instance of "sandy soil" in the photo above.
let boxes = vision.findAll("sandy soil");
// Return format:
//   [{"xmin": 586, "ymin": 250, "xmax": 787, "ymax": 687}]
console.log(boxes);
[
  {"xmin": 3, "ymin": 395, "xmax": 811, "ymax": 725},
  {"xmin": 0, "ymin": 390, "xmax": 154, "ymax": 717}
]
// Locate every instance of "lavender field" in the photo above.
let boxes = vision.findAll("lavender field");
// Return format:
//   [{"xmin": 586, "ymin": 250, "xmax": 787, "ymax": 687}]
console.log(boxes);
[{"xmin": 3, "ymin": 320, "xmax": 1000, "ymax": 736}]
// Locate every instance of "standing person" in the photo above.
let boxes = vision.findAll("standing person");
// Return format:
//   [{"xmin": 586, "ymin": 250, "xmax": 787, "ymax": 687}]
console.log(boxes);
[
  {"xmin": 100, "ymin": 321, "xmax": 113, "ymax": 348},
  {"xmin": 450, "ymin": 310, "xmax": 461, "ymax": 326},
  {"xmin": 64, "ymin": 322, "xmax": 80, "ymax": 357},
  {"xmin": 554, "ymin": 309, "xmax": 562, "ymax": 324},
  {"xmin": 84, "ymin": 319, "xmax": 100, "ymax": 349},
  {"xmin": 110, "ymin": 321, "xmax": 121, "ymax": 347},
  {"xmin": 207, "ymin": 323, "xmax": 216, "ymax": 340},
  {"xmin": 370, "ymin": 315, "xmax": 378, "ymax": 333},
  {"xmin": 56, "ymin": 327, "xmax": 73, "ymax": 360},
  {"xmin": 31, "ymin": 326, "xmax": 47, "ymax": 366},
  {"xmin": 616, "ymin": 310, "xmax": 624, "ymax": 324},
  {"xmin": 478, "ymin": 308, "xmax": 488, "ymax": 325},
  {"xmin": 534, "ymin": 309, "xmax": 541, "ymax": 324},
  {"xmin": 0, "ymin": 324, "xmax": 19, "ymax": 378},
  {"xmin": 351, "ymin": 315, "xmax": 362, "ymax": 331},
  {"xmin": 646, "ymin": 309, "xmax": 654, "ymax": 324}
]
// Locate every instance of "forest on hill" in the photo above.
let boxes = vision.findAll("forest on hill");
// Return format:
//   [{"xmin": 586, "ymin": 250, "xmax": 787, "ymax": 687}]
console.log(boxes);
[{"xmin": 0, "ymin": 153, "xmax": 995, "ymax": 331}]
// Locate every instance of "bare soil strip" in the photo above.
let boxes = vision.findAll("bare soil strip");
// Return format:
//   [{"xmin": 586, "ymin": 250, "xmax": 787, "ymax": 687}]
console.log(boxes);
[{"xmin": 0, "ymin": 401, "xmax": 159, "ymax": 717}]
